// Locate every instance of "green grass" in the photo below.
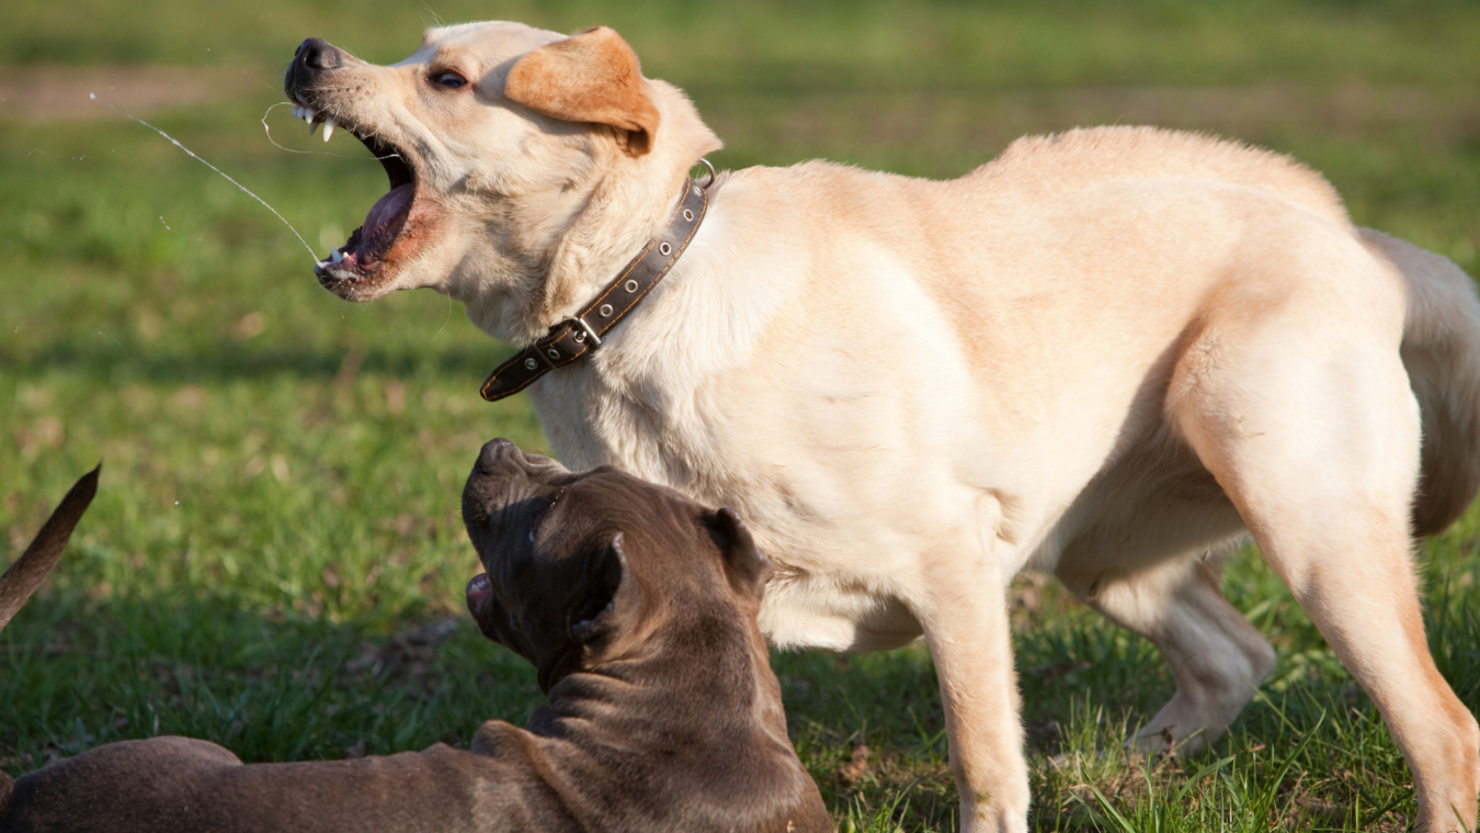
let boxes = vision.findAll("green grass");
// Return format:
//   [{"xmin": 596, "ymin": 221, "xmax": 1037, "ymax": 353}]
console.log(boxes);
[{"xmin": 4, "ymin": 1, "xmax": 1480, "ymax": 829}]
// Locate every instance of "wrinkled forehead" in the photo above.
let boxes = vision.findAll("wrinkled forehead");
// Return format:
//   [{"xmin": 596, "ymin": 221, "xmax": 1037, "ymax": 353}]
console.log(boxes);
[
  {"xmin": 476, "ymin": 467, "xmax": 572, "ymax": 517},
  {"xmin": 395, "ymin": 21, "xmax": 565, "ymax": 74},
  {"xmin": 559, "ymin": 473, "xmax": 707, "ymax": 553}
]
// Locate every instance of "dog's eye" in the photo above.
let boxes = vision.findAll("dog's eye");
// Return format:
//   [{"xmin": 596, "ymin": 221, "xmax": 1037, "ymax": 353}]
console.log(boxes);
[{"xmin": 432, "ymin": 71, "xmax": 468, "ymax": 90}]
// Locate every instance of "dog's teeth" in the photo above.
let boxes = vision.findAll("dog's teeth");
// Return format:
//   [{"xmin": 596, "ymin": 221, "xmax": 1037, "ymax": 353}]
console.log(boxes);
[
  {"xmin": 322, "ymin": 118, "xmax": 336, "ymax": 143},
  {"xmin": 292, "ymin": 105, "xmax": 303, "ymax": 120},
  {"xmin": 330, "ymin": 247, "xmax": 344, "ymax": 263}
]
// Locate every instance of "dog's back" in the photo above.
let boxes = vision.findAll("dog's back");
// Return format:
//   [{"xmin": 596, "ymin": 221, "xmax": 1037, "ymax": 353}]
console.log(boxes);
[{"xmin": 972, "ymin": 125, "xmax": 1350, "ymax": 227}]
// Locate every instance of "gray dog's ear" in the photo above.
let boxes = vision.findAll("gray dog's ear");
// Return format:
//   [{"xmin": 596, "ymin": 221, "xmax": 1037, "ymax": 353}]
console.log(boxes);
[
  {"xmin": 569, "ymin": 532, "xmax": 636, "ymax": 643},
  {"xmin": 706, "ymin": 508, "xmax": 773, "ymax": 599},
  {"xmin": 504, "ymin": 26, "xmax": 660, "ymax": 157}
]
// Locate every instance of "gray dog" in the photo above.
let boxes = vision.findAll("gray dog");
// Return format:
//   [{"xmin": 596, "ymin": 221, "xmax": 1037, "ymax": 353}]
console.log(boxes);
[{"xmin": 0, "ymin": 445, "xmax": 830, "ymax": 833}]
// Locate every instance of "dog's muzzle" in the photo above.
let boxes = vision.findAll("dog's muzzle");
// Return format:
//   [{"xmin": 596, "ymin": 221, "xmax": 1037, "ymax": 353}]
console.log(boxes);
[{"xmin": 285, "ymin": 38, "xmax": 343, "ymax": 93}]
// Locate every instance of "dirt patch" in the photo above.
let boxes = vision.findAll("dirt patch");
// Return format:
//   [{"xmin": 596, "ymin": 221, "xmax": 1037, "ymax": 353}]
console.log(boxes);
[{"xmin": 0, "ymin": 65, "xmax": 262, "ymax": 121}]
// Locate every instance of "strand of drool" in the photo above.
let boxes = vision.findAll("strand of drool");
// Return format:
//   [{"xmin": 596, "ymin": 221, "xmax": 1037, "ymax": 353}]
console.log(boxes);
[{"xmin": 90, "ymin": 92, "xmax": 323, "ymax": 266}]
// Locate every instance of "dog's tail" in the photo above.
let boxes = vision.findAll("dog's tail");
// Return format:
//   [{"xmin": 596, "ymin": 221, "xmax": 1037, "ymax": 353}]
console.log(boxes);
[
  {"xmin": 0, "ymin": 464, "xmax": 99, "ymax": 811},
  {"xmin": 1366, "ymin": 228, "xmax": 1480, "ymax": 537},
  {"xmin": 0, "ymin": 465, "xmax": 100, "ymax": 632}
]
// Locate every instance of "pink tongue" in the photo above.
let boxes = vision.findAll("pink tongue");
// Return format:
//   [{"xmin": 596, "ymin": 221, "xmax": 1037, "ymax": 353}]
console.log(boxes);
[
  {"xmin": 466, "ymin": 573, "xmax": 492, "ymax": 605},
  {"xmin": 364, "ymin": 184, "xmax": 413, "ymax": 234}
]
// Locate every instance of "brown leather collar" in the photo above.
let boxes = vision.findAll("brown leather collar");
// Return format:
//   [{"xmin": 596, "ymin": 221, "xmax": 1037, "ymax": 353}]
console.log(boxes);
[{"xmin": 480, "ymin": 178, "xmax": 709, "ymax": 402}]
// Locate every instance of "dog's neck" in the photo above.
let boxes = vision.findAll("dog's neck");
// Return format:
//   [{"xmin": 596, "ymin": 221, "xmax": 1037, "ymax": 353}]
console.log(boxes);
[
  {"xmin": 534, "ymin": 605, "xmax": 789, "ymax": 745},
  {"xmin": 477, "ymin": 175, "xmax": 708, "ymax": 402},
  {"xmin": 458, "ymin": 80, "xmax": 723, "ymax": 347},
  {"xmin": 536, "ymin": 172, "xmax": 694, "ymax": 333},
  {"xmin": 488, "ymin": 605, "xmax": 822, "ymax": 831},
  {"xmin": 455, "ymin": 164, "xmax": 692, "ymax": 348}
]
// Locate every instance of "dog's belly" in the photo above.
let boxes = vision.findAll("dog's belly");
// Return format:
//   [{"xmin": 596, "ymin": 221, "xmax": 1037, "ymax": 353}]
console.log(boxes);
[
  {"xmin": 759, "ymin": 568, "xmax": 926, "ymax": 652},
  {"xmin": 744, "ymin": 412, "xmax": 1253, "ymax": 651},
  {"xmin": 1042, "ymin": 424, "xmax": 1250, "ymax": 584}
]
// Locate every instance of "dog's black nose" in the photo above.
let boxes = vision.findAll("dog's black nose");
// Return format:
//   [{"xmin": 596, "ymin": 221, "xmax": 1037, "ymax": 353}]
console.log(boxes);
[
  {"xmin": 476, "ymin": 438, "xmax": 519, "ymax": 474},
  {"xmin": 295, "ymin": 38, "xmax": 342, "ymax": 71}
]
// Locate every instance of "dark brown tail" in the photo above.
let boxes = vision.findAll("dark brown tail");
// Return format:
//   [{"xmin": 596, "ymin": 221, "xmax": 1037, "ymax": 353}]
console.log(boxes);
[
  {"xmin": 0, "ymin": 465, "xmax": 100, "ymax": 631},
  {"xmin": 0, "ymin": 465, "xmax": 99, "ymax": 814}
]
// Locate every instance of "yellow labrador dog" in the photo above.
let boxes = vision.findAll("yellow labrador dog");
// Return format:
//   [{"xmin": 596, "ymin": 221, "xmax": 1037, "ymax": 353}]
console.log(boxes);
[{"xmin": 285, "ymin": 22, "xmax": 1480, "ymax": 832}]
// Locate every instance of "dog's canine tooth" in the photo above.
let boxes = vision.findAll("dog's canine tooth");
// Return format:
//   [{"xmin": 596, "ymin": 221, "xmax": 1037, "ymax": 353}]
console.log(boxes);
[
  {"xmin": 330, "ymin": 247, "xmax": 344, "ymax": 264},
  {"xmin": 322, "ymin": 118, "xmax": 336, "ymax": 143}
]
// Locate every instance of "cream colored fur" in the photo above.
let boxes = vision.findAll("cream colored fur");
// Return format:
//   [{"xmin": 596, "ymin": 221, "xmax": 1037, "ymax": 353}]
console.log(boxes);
[{"xmin": 303, "ymin": 22, "xmax": 1480, "ymax": 832}]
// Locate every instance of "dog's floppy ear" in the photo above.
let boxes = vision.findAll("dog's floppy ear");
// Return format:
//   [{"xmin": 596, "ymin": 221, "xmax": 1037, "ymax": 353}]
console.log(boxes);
[
  {"xmin": 504, "ymin": 26, "xmax": 660, "ymax": 157},
  {"xmin": 706, "ymin": 508, "xmax": 773, "ymax": 599},
  {"xmin": 569, "ymin": 532, "xmax": 639, "ymax": 643}
]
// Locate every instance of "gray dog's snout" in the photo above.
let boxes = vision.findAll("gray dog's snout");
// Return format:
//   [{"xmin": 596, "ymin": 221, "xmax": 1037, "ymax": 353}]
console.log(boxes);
[{"xmin": 476, "ymin": 438, "xmax": 519, "ymax": 474}]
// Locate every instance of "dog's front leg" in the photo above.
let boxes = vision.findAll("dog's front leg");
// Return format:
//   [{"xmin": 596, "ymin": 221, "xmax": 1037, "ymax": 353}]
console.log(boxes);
[{"xmin": 917, "ymin": 558, "xmax": 1028, "ymax": 833}]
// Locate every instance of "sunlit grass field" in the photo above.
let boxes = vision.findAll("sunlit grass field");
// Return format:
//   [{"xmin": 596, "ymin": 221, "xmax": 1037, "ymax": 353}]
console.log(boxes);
[{"xmin": 4, "ymin": 1, "xmax": 1480, "ymax": 829}]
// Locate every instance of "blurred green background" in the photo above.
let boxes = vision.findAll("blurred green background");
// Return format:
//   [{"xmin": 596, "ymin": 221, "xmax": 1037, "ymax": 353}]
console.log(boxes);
[{"xmin": 4, "ymin": 1, "xmax": 1480, "ymax": 829}]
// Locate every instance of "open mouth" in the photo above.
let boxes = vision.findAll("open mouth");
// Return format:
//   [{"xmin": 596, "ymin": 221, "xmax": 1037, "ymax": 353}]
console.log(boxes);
[
  {"xmin": 466, "ymin": 572, "xmax": 494, "ymax": 619},
  {"xmin": 289, "ymin": 102, "xmax": 416, "ymax": 292},
  {"xmin": 465, "ymin": 572, "xmax": 508, "ymax": 646}
]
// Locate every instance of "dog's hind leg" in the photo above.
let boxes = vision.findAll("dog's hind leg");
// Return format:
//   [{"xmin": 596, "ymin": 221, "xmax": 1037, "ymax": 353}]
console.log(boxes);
[
  {"xmin": 1055, "ymin": 543, "xmax": 1275, "ymax": 757},
  {"xmin": 1167, "ymin": 258, "xmax": 1480, "ymax": 831}
]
